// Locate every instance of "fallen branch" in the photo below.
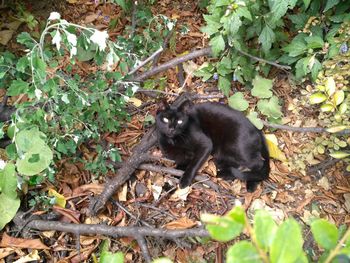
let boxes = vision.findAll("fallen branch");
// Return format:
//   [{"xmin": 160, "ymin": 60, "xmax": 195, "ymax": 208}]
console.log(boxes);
[
  {"xmin": 128, "ymin": 47, "xmax": 164, "ymax": 76},
  {"xmin": 23, "ymin": 219, "xmax": 209, "ymax": 263},
  {"xmin": 263, "ymin": 121, "xmax": 350, "ymax": 135},
  {"xmin": 236, "ymin": 49, "xmax": 291, "ymax": 70},
  {"xmin": 89, "ymin": 127, "xmax": 158, "ymax": 215},
  {"xmin": 132, "ymin": 47, "xmax": 213, "ymax": 82}
]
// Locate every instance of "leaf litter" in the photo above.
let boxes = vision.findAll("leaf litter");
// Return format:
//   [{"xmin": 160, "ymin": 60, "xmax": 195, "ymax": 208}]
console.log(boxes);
[{"xmin": 0, "ymin": 0, "xmax": 349, "ymax": 262}]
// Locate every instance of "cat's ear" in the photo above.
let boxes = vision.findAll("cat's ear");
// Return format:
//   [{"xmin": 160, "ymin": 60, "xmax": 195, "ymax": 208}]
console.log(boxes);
[
  {"xmin": 157, "ymin": 99, "xmax": 170, "ymax": 112},
  {"xmin": 178, "ymin": 100, "xmax": 193, "ymax": 113}
]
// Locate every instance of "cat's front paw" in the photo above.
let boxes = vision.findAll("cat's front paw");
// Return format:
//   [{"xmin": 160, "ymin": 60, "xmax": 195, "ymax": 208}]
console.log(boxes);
[{"xmin": 179, "ymin": 176, "xmax": 192, "ymax": 189}]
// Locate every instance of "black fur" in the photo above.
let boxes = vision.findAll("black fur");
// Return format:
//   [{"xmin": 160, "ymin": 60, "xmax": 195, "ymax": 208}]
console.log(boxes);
[{"xmin": 155, "ymin": 100, "xmax": 270, "ymax": 192}]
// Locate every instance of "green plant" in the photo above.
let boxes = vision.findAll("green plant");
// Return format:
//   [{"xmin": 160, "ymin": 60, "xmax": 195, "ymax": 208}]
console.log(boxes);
[
  {"xmin": 201, "ymin": 206, "xmax": 350, "ymax": 263},
  {"xmin": 195, "ymin": 0, "xmax": 350, "ymax": 126},
  {"xmin": 304, "ymin": 20, "xmax": 350, "ymax": 171}
]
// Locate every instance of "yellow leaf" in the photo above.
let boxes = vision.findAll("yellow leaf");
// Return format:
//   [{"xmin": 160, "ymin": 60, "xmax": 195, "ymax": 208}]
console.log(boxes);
[
  {"xmin": 264, "ymin": 134, "xmax": 286, "ymax": 162},
  {"xmin": 325, "ymin": 77, "xmax": 336, "ymax": 96},
  {"xmin": 48, "ymin": 189, "xmax": 66, "ymax": 208},
  {"xmin": 326, "ymin": 125, "xmax": 349, "ymax": 133},
  {"xmin": 128, "ymin": 97, "xmax": 142, "ymax": 107}
]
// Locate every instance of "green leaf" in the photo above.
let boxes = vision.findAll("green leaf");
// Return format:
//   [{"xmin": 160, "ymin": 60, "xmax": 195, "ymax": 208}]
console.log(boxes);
[
  {"xmin": 324, "ymin": 0, "xmax": 340, "ymax": 12},
  {"xmin": 227, "ymin": 206, "xmax": 246, "ymax": 225},
  {"xmin": 16, "ymin": 56, "xmax": 29, "ymax": 73},
  {"xmin": 0, "ymin": 163, "xmax": 20, "ymax": 232},
  {"xmin": 32, "ymin": 56, "xmax": 47, "ymax": 82},
  {"xmin": 236, "ymin": 7, "xmax": 252, "ymax": 20},
  {"xmin": 320, "ymin": 103, "xmax": 334, "ymax": 112},
  {"xmin": 201, "ymin": 211, "xmax": 244, "ymax": 242},
  {"xmin": 16, "ymin": 144, "xmax": 53, "ymax": 176},
  {"xmin": 210, "ymin": 35, "xmax": 225, "ymax": 57},
  {"xmin": 295, "ymin": 252, "xmax": 309, "ymax": 263},
  {"xmin": 270, "ymin": 218, "xmax": 303, "ymax": 263},
  {"xmin": 259, "ymin": 25, "xmax": 275, "ymax": 53},
  {"xmin": 228, "ymin": 92, "xmax": 249, "ymax": 111},
  {"xmin": 311, "ymin": 219, "xmax": 338, "ymax": 250},
  {"xmin": 0, "ymin": 193, "xmax": 20, "ymax": 230},
  {"xmin": 76, "ymin": 46, "xmax": 96, "ymax": 62},
  {"xmin": 222, "ymin": 13, "xmax": 242, "ymax": 36},
  {"xmin": 268, "ymin": 1, "xmax": 289, "ymax": 24},
  {"xmin": 16, "ymin": 32, "xmax": 35, "ymax": 49},
  {"xmin": 227, "ymin": 241, "xmax": 263, "ymax": 263},
  {"xmin": 309, "ymin": 93, "xmax": 327, "ymax": 104},
  {"xmin": 251, "ymin": 75, "xmax": 273, "ymax": 99},
  {"xmin": 329, "ymin": 151, "xmax": 350, "ymax": 159},
  {"xmin": 215, "ymin": 0, "xmax": 230, "ymax": 6},
  {"xmin": 247, "ymin": 111, "xmax": 264, "ymax": 130},
  {"xmin": 305, "ymin": 36, "xmax": 324, "ymax": 49},
  {"xmin": 311, "ymin": 59, "xmax": 322, "ymax": 81},
  {"xmin": 114, "ymin": 0, "xmax": 130, "ymax": 11},
  {"xmin": 100, "ymin": 239, "xmax": 124, "ymax": 263},
  {"xmin": 7, "ymin": 79, "xmax": 29, "ymax": 96},
  {"xmin": 218, "ymin": 75, "xmax": 231, "ymax": 97},
  {"xmin": 283, "ymin": 36, "xmax": 307, "ymax": 57},
  {"xmin": 217, "ymin": 57, "xmax": 232, "ymax": 76},
  {"xmin": 194, "ymin": 65, "xmax": 214, "ymax": 82},
  {"xmin": 295, "ymin": 57, "xmax": 310, "ymax": 79},
  {"xmin": 254, "ymin": 210, "xmax": 278, "ymax": 251},
  {"xmin": 0, "ymin": 164, "xmax": 18, "ymax": 199},
  {"xmin": 303, "ymin": 0, "xmax": 311, "ymax": 9},
  {"xmin": 257, "ymin": 96, "xmax": 282, "ymax": 119},
  {"xmin": 325, "ymin": 77, "xmax": 336, "ymax": 96},
  {"xmin": 15, "ymin": 128, "xmax": 53, "ymax": 176},
  {"xmin": 201, "ymin": 23, "xmax": 221, "ymax": 36},
  {"xmin": 333, "ymin": 90, "xmax": 344, "ymax": 106}
]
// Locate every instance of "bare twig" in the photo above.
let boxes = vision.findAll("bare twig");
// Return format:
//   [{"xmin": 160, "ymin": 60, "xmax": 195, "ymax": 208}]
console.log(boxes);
[
  {"xmin": 236, "ymin": 49, "xmax": 291, "ymax": 70},
  {"xmin": 130, "ymin": 0, "xmax": 138, "ymax": 37},
  {"xmin": 136, "ymin": 235, "xmax": 151, "ymax": 263},
  {"xmin": 263, "ymin": 120, "xmax": 350, "ymax": 135},
  {"xmin": 132, "ymin": 47, "xmax": 213, "ymax": 82},
  {"xmin": 128, "ymin": 47, "xmax": 164, "ymax": 76}
]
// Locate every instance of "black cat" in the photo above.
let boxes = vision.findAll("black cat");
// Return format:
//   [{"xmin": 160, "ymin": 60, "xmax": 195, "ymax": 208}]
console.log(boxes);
[{"xmin": 155, "ymin": 100, "xmax": 270, "ymax": 192}]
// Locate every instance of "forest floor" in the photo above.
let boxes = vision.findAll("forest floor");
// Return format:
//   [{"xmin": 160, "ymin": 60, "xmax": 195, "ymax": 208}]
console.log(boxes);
[{"xmin": 0, "ymin": 0, "xmax": 350, "ymax": 262}]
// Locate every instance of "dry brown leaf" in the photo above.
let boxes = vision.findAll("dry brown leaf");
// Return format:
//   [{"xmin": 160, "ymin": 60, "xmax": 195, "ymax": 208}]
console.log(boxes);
[
  {"xmin": 169, "ymin": 186, "xmax": 191, "ymax": 201},
  {"xmin": 13, "ymin": 250, "xmax": 40, "ymax": 263},
  {"xmin": 0, "ymin": 248, "xmax": 15, "ymax": 260},
  {"xmin": 84, "ymin": 13, "xmax": 99, "ymax": 24},
  {"xmin": 344, "ymin": 193, "xmax": 350, "ymax": 212},
  {"xmin": 0, "ymin": 233, "xmax": 49, "ymax": 250},
  {"xmin": 53, "ymin": 206, "xmax": 81, "ymax": 224},
  {"xmin": 164, "ymin": 217, "xmax": 197, "ymax": 230},
  {"xmin": 118, "ymin": 184, "xmax": 128, "ymax": 201},
  {"xmin": 317, "ymin": 177, "xmax": 330, "ymax": 191},
  {"xmin": 73, "ymin": 183, "xmax": 104, "ymax": 195}
]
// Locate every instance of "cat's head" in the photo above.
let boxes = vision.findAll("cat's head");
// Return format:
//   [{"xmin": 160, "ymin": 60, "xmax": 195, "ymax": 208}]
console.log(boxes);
[{"xmin": 156, "ymin": 100, "xmax": 192, "ymax": 138}]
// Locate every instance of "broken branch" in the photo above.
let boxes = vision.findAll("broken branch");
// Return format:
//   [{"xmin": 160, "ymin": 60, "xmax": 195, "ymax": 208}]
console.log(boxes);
[
  {"xmin": 263, "ymin": 121, "xmax": 350, "ymax": 135},
  {"xmin": 132, "ymin": 47, "xmax": 213, "ymax": 82}
]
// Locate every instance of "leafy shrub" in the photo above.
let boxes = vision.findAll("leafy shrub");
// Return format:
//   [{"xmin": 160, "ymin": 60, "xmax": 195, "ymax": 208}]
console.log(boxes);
[
  {"xmin": 195, "ymin": 0, "xmax": 350, "ymax": 125},
  {"xmin": 0, "ymin": 9, "xmax": 173, "ymax": 228},
  {"xmin": 201, "ymin": 206, "xmax": 350, "ymax": 263}
]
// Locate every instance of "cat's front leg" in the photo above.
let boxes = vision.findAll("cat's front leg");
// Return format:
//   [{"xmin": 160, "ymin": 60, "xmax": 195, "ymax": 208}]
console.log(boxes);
[{"xmin": 179, "ymin": 135, "xmax": 212, "ymax": 188}]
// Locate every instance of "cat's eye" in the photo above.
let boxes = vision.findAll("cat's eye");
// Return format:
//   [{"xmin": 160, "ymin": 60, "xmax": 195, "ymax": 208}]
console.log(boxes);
[
  {"xmin": 162, "ymin": 117, "xmax": 169, "ymax": 123},
  {"xmin": 177, "ymin": 120, "xmax": 183, "ymax": 124}
]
